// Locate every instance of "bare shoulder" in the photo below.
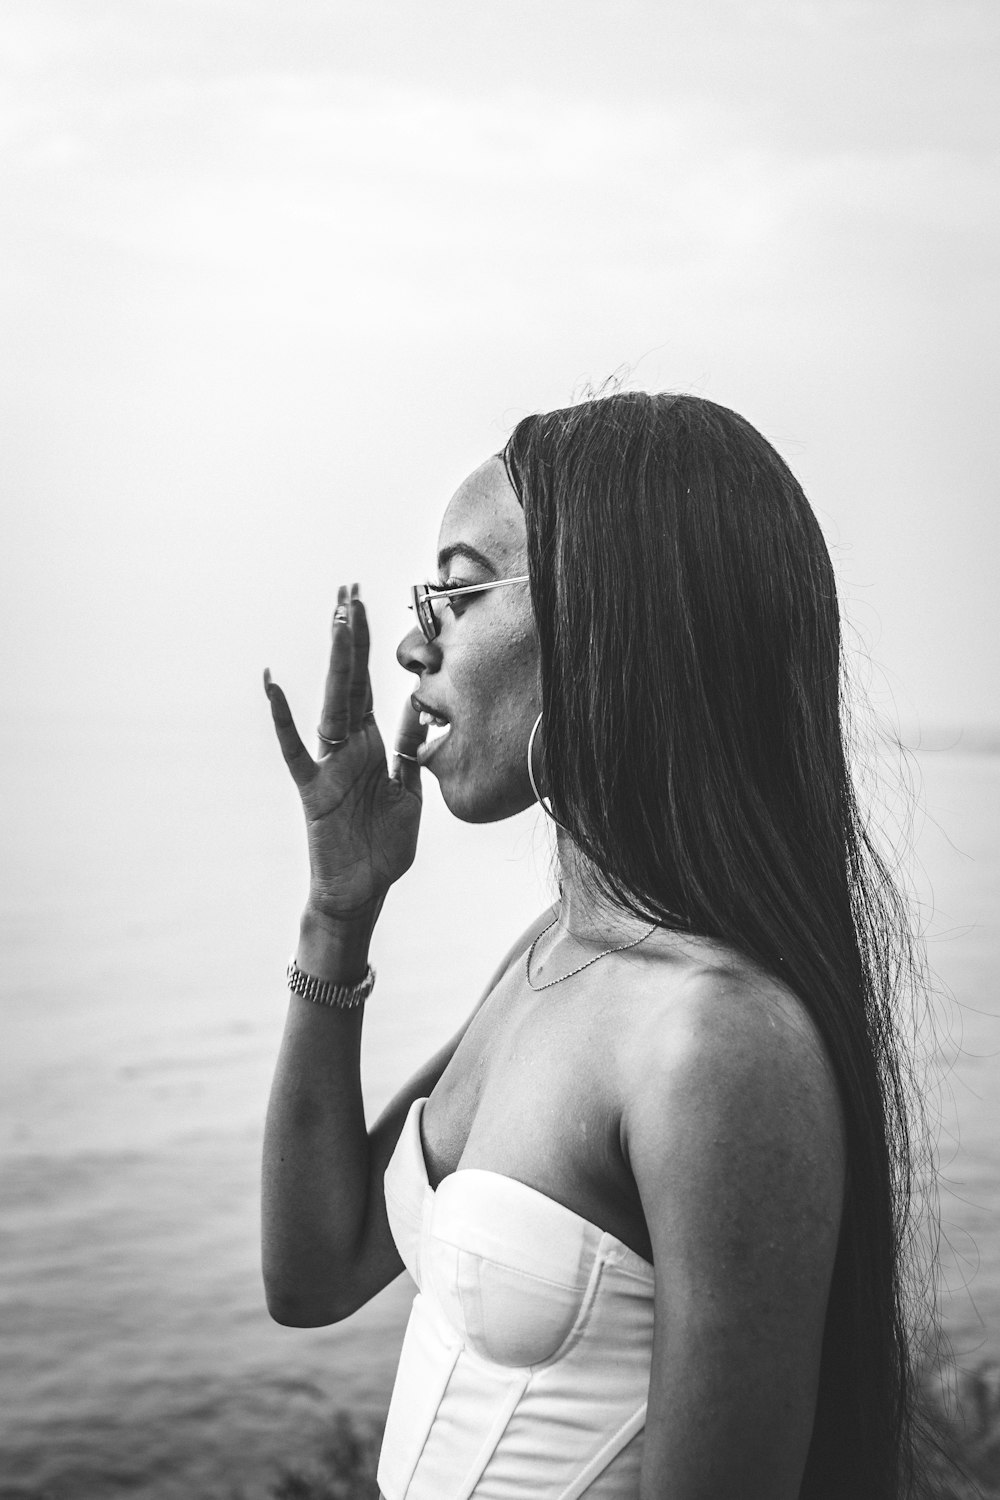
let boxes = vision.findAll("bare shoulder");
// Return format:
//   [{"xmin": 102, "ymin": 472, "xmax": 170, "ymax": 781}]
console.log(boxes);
[
  {"xmin": 619, "ymin": 944, "xmax": 846, "ymax": 1222},
  {"xmin": 623, "ymin": 943, "xmax": 844, "ymax": 1117}
]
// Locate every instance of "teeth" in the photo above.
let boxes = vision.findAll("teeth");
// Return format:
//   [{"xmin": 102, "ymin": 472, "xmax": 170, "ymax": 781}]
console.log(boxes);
[{"xmin": 419, "ymin": 709, "xmax": 448, "ymax": 728}]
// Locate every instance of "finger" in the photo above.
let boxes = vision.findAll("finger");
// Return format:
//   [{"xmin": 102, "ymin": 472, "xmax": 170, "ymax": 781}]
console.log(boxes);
[
  {"xmin": 351, "ymin": 583, "xmax": 374, "ymax": 716},
  {"xmin": 391, "ymin": 696, "xmax": 426, "ymax": 796},
  {"xmin": 318, "ymin": 585, "xmax": 353, "ymax": 748},
  {"xmin": 263, "ymin": 670, "xmax": 317, "ymax": 789},
  {"xmin": 348, "ymin": 586, "xmax": 374, "ymax": 731}
]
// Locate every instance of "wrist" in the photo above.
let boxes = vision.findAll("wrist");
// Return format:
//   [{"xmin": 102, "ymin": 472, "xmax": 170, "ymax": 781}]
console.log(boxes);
[{"xmin": 296, "ymin": 901, "xmax": 380, "ymax": 985}]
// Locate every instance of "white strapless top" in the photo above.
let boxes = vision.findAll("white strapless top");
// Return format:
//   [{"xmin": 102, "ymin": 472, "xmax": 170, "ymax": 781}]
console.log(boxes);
[{"xmin": 377, "ymin": 1097, "xmax": 656, "ymax": 1500}]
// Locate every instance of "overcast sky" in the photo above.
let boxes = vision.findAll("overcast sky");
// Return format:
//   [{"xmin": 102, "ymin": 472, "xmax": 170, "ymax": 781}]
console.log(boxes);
[{"xmin": 3, "ymin": 0, "xmax": 998, "ymax": 743}]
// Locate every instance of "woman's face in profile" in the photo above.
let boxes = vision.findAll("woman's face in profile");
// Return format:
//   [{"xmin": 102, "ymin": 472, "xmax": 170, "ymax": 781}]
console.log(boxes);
[{"xmin": 397, "ymin": 456, "xmax": 541, "ymax": 823}]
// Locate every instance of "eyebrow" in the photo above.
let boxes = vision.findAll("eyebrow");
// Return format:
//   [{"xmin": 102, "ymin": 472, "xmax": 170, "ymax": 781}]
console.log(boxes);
[{"xmin": 436, "ymin": 543, "xmax": 498, "ymax": 578}]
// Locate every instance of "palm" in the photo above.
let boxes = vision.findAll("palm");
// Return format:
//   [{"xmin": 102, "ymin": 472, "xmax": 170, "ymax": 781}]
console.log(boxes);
[
  {"xmin": 300, "ymin": 725, "xmax": 421, "ymax": 911},
  {"xmin": 265, "ymin": 587, "xmax": 425, "ymax": 919}
]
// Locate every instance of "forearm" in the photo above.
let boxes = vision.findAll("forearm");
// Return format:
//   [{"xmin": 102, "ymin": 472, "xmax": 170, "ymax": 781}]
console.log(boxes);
[{"xmin": 261, "ymin": 906, "xmax": 379, "ymax": 1325}]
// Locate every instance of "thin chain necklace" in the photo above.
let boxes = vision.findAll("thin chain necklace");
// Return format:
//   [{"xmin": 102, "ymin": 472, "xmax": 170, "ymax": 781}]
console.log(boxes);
[{"xmin": 525, "ymin": 914, "xmax": 660, "ymax": 992}]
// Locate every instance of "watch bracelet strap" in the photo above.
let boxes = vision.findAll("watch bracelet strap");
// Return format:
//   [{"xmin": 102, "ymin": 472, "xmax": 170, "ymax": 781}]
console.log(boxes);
[{"xmin": 286, "ymin": 957, "xmax": 375, "ymax": 1009}]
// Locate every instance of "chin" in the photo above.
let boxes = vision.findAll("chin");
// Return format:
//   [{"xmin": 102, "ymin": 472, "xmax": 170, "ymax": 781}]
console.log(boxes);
[{"xmin": 436, "ymin": 772, "xmax": 534, "ymax": 825}]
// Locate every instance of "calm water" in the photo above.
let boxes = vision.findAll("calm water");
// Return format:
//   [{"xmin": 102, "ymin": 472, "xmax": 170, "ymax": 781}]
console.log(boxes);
[{"xmin": 1, "ymin": 723, "xmax": 998, "ymax": 1498}]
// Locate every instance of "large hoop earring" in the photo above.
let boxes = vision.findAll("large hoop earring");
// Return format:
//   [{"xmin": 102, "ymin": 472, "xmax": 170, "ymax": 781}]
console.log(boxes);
[{"xmin": 527, "ymin": 711, "xmax": 562, "ymax": 826}]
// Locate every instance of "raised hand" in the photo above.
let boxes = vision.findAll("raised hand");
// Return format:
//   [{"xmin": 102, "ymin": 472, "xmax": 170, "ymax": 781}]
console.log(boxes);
[{"xmin": 264, "ymin": 584, "xmax": 425, "ymax": 922}]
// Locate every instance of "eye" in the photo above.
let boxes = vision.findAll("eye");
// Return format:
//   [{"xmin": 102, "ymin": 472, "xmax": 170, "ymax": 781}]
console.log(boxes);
[{"xmin": 437, "ymin": 577, "xmax": 471, "ymax": 616}]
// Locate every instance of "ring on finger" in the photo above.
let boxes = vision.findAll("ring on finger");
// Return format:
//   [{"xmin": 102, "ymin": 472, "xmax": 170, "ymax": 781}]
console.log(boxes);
[
  {"xmin": 317, "ymin": 727, "xmax": 349, "ymax": 748},
  {"xmin": 333, "ymin": 605, "xmax": 350, "ymax": 626},
  {"xmin": 394, "ymin": 749, "xmax": 419, "ymax": 763}
]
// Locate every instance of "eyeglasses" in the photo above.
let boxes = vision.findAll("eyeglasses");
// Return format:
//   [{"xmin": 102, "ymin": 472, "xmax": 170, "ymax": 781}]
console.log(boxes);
[{"xmin": 408, "ymin": 576, "xmax": 529, "ymax": 643}]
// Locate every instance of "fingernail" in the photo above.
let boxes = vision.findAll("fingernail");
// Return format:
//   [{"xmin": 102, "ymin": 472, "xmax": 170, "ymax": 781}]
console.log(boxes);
[
  {"xmin": 263, "ymin": 667, "xmax": 273, "ymax": 697},
  {"xmin": 350, "ymin": 581, "xmax": 360, "ymax": 599}
]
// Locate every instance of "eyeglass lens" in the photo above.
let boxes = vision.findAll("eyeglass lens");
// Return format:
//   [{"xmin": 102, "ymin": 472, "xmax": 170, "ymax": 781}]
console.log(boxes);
[{"xmin": 412, "ymin": 586, "xmax": 440, "ymax": 642}]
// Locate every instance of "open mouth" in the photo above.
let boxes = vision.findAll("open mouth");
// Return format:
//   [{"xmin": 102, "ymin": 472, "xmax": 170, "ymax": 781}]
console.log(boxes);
[{"xmin": 417, "ymin": 709, "xmax": 452, "ymax": 762}]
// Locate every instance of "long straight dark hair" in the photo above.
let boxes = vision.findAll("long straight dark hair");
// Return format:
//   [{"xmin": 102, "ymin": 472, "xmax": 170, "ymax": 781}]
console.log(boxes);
[{"xmin": 503, "ymin": 391, "xmax": 927, "ymax": 1498}]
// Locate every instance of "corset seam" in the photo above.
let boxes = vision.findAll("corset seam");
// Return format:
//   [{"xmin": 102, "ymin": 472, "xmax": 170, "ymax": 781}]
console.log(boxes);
[
  {"xmin": 450, "ymin": 1367, "xmax": 532, "ymax": 1500},
  {"xmin": 527, "ymin": 1241, "xmax": 609, "ymax": 1371},
  {"xmin": 437, "ymin": 1244, "xmax": 593, "ymax": 1292},
  {"xmin": 554, "ymin": 1401, "xmax": 648, "ymax": 1500}
]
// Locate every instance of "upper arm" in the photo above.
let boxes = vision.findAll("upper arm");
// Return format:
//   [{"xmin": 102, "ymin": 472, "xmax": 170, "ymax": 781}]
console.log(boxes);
[{"xmin": 624, "ymin": 976, "xmax": 845, "ymax": 1500}]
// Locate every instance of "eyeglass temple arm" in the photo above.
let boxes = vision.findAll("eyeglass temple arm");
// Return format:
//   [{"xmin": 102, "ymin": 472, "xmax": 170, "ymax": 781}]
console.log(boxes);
[{"xmin": 422, "ymin": 575, "xmax": 529, "ymax": 599}]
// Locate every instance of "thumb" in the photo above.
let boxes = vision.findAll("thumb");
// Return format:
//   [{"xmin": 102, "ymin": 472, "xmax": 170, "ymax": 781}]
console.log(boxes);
[{"xmin": 391, "ymin": 697, "xmax": 426, "ymax": 796}]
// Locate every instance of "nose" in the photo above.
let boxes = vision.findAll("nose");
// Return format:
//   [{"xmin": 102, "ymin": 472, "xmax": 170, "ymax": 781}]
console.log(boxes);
[{"xmin": 396, "ymin": 623, "xmax": 442, "ymax": 676}]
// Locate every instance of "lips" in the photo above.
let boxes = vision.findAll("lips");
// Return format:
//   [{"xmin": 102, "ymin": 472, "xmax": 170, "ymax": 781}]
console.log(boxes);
[{"xmin": 413, "ymin": 699, "xmax": 452, "ymax": 765}]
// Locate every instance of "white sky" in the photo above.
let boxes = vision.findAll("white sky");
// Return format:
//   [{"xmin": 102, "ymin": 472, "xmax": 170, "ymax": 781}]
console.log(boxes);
[{"xmin": 2, "ymin": 0, "xmax": 998, "ymax": 740}]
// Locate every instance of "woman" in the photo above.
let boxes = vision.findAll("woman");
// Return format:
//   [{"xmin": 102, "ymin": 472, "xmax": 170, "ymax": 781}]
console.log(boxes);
[{"xmin": 262, "ymin": 392, "xmax": 925, "ymax": 1498}]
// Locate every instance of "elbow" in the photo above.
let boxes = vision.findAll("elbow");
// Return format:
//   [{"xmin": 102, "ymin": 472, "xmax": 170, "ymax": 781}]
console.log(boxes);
[
  {"xmin": 260, "ymin": 1220, "xmax": 376, "ymax": 1326},
  {"xmin": 262, "ymin": 1262, "xmax": 363, "ymax": 1326},
  {"xmin": 264, "ymin": 1281, "xmax": 355, "ymax": 1327}
]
